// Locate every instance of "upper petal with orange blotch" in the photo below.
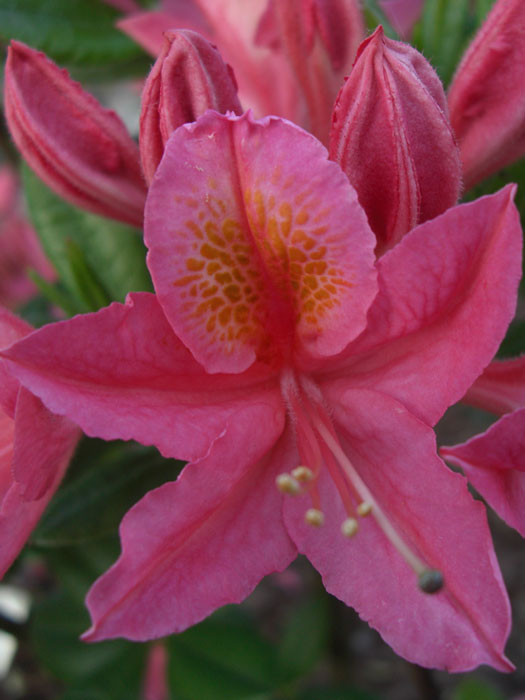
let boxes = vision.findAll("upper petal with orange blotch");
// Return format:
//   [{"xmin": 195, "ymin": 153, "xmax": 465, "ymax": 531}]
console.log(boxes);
[{"xmin": 145, "ymin": 111, "xmax": 377, "ymax": 374}]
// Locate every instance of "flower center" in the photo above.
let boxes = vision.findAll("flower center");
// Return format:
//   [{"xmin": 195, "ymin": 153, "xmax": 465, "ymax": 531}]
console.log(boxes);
[{"xmin": 278, "ymin": 369, "xmax": 444, "ymax": 595}]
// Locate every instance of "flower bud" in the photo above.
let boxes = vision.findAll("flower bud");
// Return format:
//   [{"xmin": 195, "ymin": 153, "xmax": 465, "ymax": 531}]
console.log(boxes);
[
  {"xmin": 255, "ymin": 0, "xmax": 365, "ymax": 143},
  {"xmin": 330, "ymin": 27, "xmax": 462, "ymax": 253},
  {"xmin": 140, "ymin": 29, "xmax": 242, "ymax": 184},
  {"xmin": 448, "ymin": 0, "xmax": 525, "ymax": 190},
  {"xmin": 4, "ymin": 41, "xmax": 146, "ymax": 228}
]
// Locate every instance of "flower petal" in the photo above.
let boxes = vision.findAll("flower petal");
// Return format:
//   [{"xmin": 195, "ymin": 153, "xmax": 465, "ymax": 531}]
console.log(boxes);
[
  {"xmin": 284, "ymin": 388, "xmax": 512, "ymax": 671},
  {"xmin": 326, "ymin": 186, "xmax": 522, "ymax": 426},
  {"xmin": 1, "ymin": 293, "xmax": 279, "ymax": 462},
  {"xmin": 83, "ymin": 401, "xmax": 296, "ymax": 641},
  {"xmin": 0, "ymin": 306, "xmax": 32, "ymax": 416},
  {"xmin": 118, "ymin": 5, "xmax": 213, "ymax": 56},
  {"xmin": 0, "ymin": 387, "xmax": 79, "ymax": 577},
  {"xmin": 441, "ymin": 409, "xmax": 525, "ymax": 537},
  {"xmin": 145, "ymin": 111, "xmax": 377, "ymax": 374},
  {"xmin": 463, "ymin": 356, "xmax": 525, "ymax": 415},
  {"xmin": 448, "ymin": 0, "xmax": 525, "ymax": 189},
  {"xmin": 13, "ymin": 387, "xmax": 80, "ymax": 501},
  {"xmin": 4, "ymin": 41, "xmax": 146, "ymax": 227}
]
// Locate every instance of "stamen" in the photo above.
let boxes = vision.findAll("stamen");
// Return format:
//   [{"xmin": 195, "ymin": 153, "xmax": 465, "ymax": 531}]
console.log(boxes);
[
  {"xmin": 313, "ymin": 419, "xmax": 445, "ymax": 593},
  {"xmin": 305, "ymin": 508, "xmax": 324, "ymax": 527},
  {"xmin": 357, "ymin": 501, "xmax": 372, "ymax": 517},
  {"xmin": 292, "ymin": 466, "xmax": 314, "ymax": 483},
  {"xmin": 276, "ymin": 473, "xmax": 301, "ymax": 495},
  {"xmin": 341, "ymin": 518, "xmax": 358, "ymax": 538}
]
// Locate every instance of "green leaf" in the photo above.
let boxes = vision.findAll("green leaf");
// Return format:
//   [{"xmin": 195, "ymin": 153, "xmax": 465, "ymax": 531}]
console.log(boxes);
[
  {"xmin": 277, "ymin": 592, "xmax": 330, "ymax": 681},
  {"xmin": 22, "ymin": 163, "xmax": 153, "ymax": 315},
  {"xmin": 411, "ymin": 0, "xmax": 480, "ymax": 86},
  {"xmin": 168, "ymin": 609, "xmax": 280, "ymax": 700},
  {"xmin": 26, "ymin": 272, "xmax": 81, "ymax": 318},
  {"xmin": 31, "ymin": 587, "xmax": 147, "ymax": 700},
  {"xmin": 498, "ymin": 320, "xmax": 525, "ymax": 358},
  {"xmin": 0, "ymin": 0, "xmax": 150, "ymax": 80},
  {"xmin": 17, "ymin": 287, "xmax": 61, "ymax": 327},
  {"xmin": 453, "ymin": 678, "xmax": 505, "ymax": 700},
  {"xmin": 475, "ymin": 0, "xmax": 494, "ymax": 26},
  {"xmin": 33, "ymin": 438, "xmax": 183, "ymax": 546}
]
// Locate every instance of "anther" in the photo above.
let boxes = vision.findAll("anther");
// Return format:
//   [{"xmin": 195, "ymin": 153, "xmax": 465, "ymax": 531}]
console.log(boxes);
[
  {"xmin": 292, "ymin": 466, "xmax": 314, "ymax": 483},
  {"xmin": 418, "ymin": 569, "xmax": 444, "ymax": 594},
  {"xmin": 341, "ymin": 518, "xmax": 358, "ymax": 538},
  {"xmin": 357, "ymin": 501, "xmax": 372, "ymax": 517},
  {"xmin": 276, "ymin": 473, "xmax": 301, "ymax": 495},
  {"xmin": 305, "ymin": 508, "xmax": 324, "ymax": 527}
]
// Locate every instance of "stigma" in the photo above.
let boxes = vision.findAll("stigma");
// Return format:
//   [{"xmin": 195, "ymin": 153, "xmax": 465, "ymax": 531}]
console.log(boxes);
[{"xmin": 278, "ymin": 369, "xmax": 444, "ymax": 596}]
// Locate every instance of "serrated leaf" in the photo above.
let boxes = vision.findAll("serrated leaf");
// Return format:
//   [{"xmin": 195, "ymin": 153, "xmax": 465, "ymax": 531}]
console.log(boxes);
[
  {"xmin": 277, "ymin": 592, "xmax": 330, "ymax": 681},
  {"xmin": 168, "ymin": 610, "xmax": 280, "ymax": 700},
  {"xmin": 33, "ymin": 438, "xmax": 183, "ymax": 546},
  {"xmin": 22, "ymin": 164, "xmax": 153, "ymax": 314},
  {"xmin": 0, "ymin": 0, "xmax": 150, "ymax": 80}
]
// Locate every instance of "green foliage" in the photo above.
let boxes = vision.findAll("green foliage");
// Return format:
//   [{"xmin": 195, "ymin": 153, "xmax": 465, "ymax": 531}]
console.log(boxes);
[
  {"xmin": 278, "ymin": 591, "xmax": 331, "ymax": 681},
  {"xmin": 411, "ymin": 0, "xmax": 489, "ymax": 86},
  {"xmin": 453, "ymin": 678, "xmax": 505, "ymax": 700},
  {"xmin": 0, "ymin": 0, "xmax": 150, "ymax": 80},
  {"xmin": 31, "ymin": 553, "xmax": 147, "ymax": 700},
  {"xmin": 298, "ymin": 688, "xmax": 379, "ymax": 700},
  {"xmin": 168, "ymin": 610, "xmax": 280, "ymax": 700},
  {"xmin": 33, "ymin": 438, "xmax": 183, "ymax": 547},
  {"xmin": 22, "ymin": 164, "xmax": 153, "ymax": 315}
]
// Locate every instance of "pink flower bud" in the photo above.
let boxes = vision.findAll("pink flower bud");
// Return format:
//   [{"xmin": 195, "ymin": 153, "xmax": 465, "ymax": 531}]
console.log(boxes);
[
  {"xmin": 448, "ymin": 0, "xmax": 525, "ymax": 189},
  {"xmin": 329, "ymin": 27, "xmax": 462, "ymax": 253},
  {"xmin": 140, "ymin": 29, "xmax": 242, "ymax": 184},
  {"xmin": 255, "ymin": 0, "xmax": 365, "ymax": 143},
  {"xmin": 4, "ymin": 41, "xmax": 146, "ymax": 227}
]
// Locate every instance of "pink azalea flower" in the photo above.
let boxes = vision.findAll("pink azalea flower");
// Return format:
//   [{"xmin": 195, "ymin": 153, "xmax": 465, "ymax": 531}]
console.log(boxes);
[
  {"xmin": 448, "ymin": 0, "xmax": 525, "ymax": 189},
  {"xmin": 442, "ymin": 357, "xmax": 525, "ymax": 537},
  {"xmin": 2, "ymin": 112, "xmax": 522, "ymax": 671},
  {"xmin": 0, "ymin": 307, "xmax": 80, "ymax": 578},
  {"xmin": 0, "ymin": 166, "xmax": 55, "ymax": 309}
]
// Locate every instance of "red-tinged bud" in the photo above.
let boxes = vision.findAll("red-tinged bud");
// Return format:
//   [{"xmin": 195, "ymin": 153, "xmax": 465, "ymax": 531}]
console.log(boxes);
[
  {"xmin": 329, "ymin": 27, "xmax": 462, "ymax": 254},
  {"xmin": 256, "ymin": 0, "xmax": 365, "ymax": 143},
  {"xmin": 4, "ymin": 41, "xmax": 146, "ymax": 228},
  {"xmin": 448, "ymin": 0, "xmax": 525, "ymax": 190},
  {"xmin": 140, "ymin": 29, "xmax": 242, "ymax": 184}
]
